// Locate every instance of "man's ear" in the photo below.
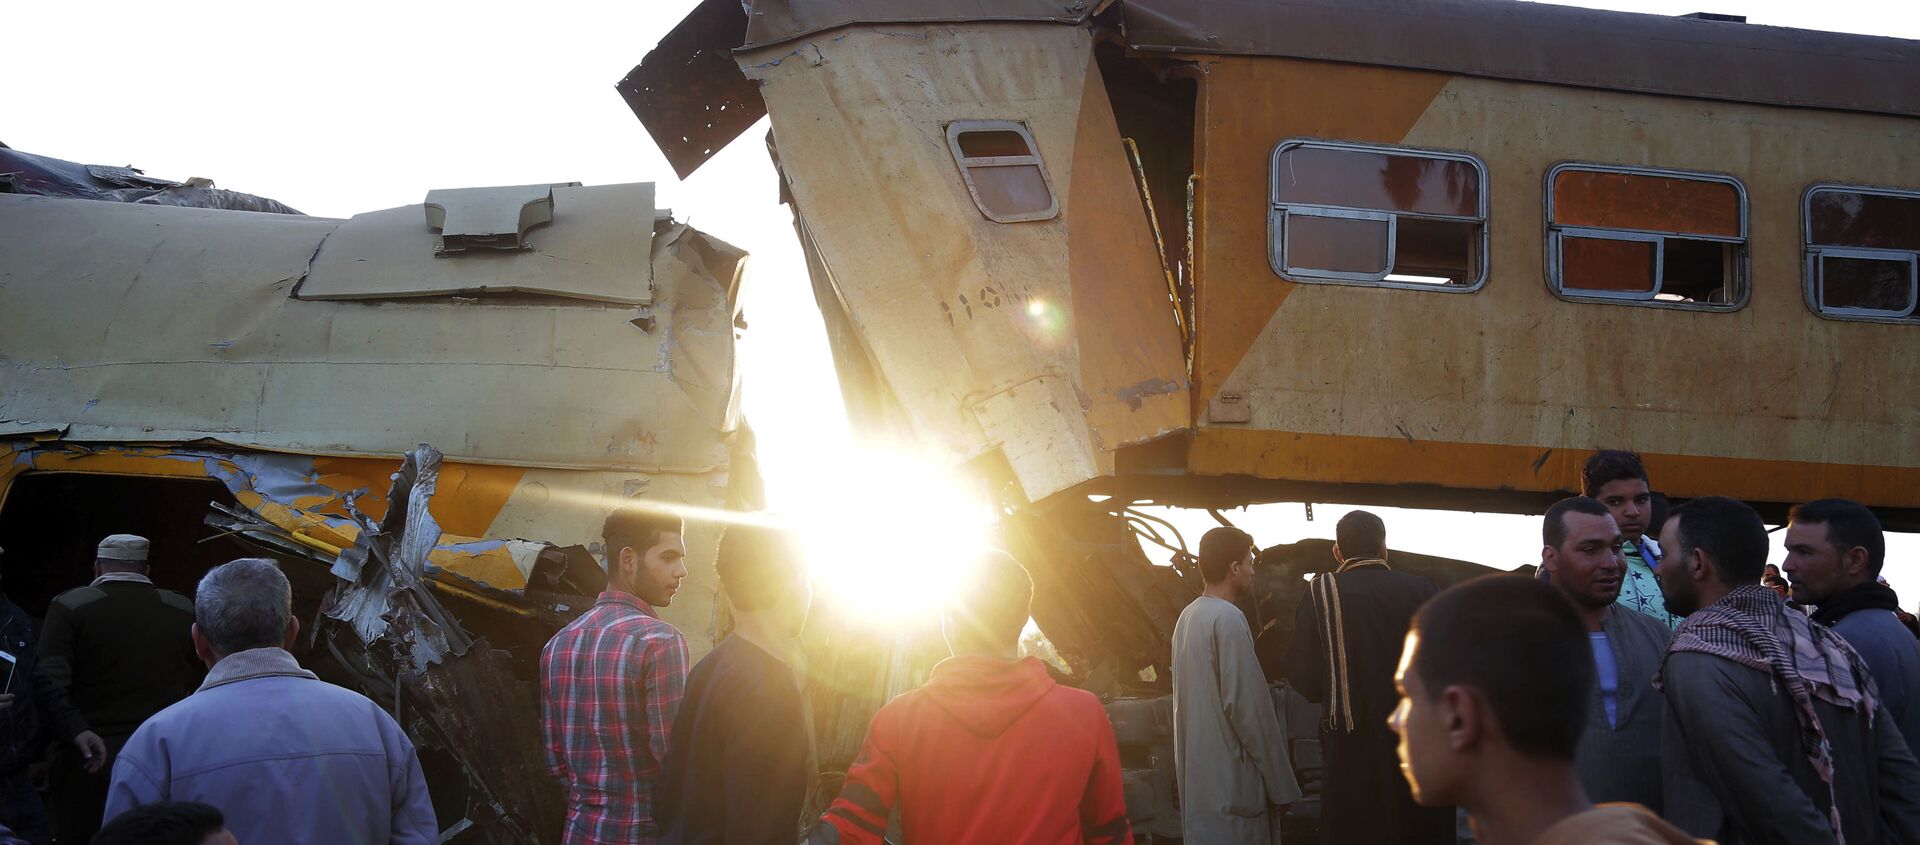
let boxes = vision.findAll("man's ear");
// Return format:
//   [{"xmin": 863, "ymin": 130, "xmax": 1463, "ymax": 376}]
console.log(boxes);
[
  {"xmin": 1332, "ymin": 543, "xmax": 1344, "ymax": 564},
  {"xmin": 1441, "ymin": 684, "xmax": 1485, "ymax": 753},
  {"xmin": 1843, "ymin": 546, "xmax": 1872, "ymax": 580},
  {"xmin": 1540, "ymin": 546, "xmax": 1557, "ymax": 575}
]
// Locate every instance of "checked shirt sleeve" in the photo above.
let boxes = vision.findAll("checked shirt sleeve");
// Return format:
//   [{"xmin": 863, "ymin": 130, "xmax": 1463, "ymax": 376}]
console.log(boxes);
[{"xmin": 640, "ymin": 629, "xmax": 690, "ymax": 784}]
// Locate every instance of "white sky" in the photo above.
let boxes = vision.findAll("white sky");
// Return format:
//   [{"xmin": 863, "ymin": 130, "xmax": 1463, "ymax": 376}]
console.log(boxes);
[{"xmin": 5, "ymin": 0, "xmax": 1918, "ymax": 600}]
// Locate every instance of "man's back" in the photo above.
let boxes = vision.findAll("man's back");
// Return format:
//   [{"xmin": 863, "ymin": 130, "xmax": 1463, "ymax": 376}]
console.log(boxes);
[
  {"xmin": 817, "ymin": 656, "xmax": 1131, "ymax": 845},
  {"xmin": 1662, "ymin": 650, "xmax": 1920, "ymax": 844},
  {"xmin": 658, "ymin": 636, "xmax": 810, "ymax": 845},
  {"xmin": 106, "ymin": 649, "xmax": 436, "ymax": 845},
  {"xmin": 1830, "ymin": 609, "xmax": 1920, "ymax": 760},
  {"xmin": 40, "ymin": 581, "xmax": 198, "ymax": 737},
  {"xmin": 540, "ymin": 593, "xmax": 688, "ymax": 845}
]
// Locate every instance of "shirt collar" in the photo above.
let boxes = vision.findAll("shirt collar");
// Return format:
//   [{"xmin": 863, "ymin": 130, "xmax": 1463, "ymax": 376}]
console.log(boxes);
[
  {"xmin": 596, "ymin": 589, "xmax": 659, "ymax": 617},
  {"xmin": 91, "ymin": 572, "xmax": 153, "ymax": 587},
  {"xmin": 199, "ymin": 647, "xmax": 318, "ymax": 692}
]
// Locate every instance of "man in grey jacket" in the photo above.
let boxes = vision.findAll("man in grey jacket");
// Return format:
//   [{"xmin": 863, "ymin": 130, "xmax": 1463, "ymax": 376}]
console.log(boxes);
[
  {"xmin": 1539, "ymin": 497, "xmax": 1671, "ymax": 814},
  {"xmin": 1172, "ymin": 527, "xmax": 1300, "ymax": 844},
  {"xmin": 103, "ymin": 559, "xmax": 437, "ymax": 844},
  {"xmin": 1657, "ymin": 497, "xmax": 1920, "ymax": 845}
]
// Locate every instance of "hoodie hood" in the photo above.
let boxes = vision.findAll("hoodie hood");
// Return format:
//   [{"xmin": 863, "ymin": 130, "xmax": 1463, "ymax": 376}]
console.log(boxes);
[{"xmin": 923, "ymin": 655, "xmax": 1057, "ymax": 739}]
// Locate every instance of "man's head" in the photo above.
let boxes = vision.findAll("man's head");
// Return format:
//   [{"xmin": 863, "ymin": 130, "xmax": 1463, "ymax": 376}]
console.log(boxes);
[
  {"xmin": 95, "ymin": 533, "xmax": 152, "ymax": 576},
  {"xmin": 1582, "ymin": 451, "xmax": 1652, "ymax": 543},
  {"xmin": 95, "ymin": 802, "xmax": 237, "ymax": 845},
  {"xmin": 1334, "ymin": 510, "xmax": 1388, "ymax": 563},
  {"xmin": 1196, "ymin": 527, "xmax": 1257, "ymax": 599},
  {"xmin": 1659, "ymin": 496, "xmax": 1769, "ymax": 616},
  {"xmin": 1391, "ymin": 575, "xmax": 1592, "ymax": 809},
  {"xmin": 1784, "ymin": 499, "xmax": 1885, "ymax": 606},
  {"xmin": 192, "ymin": 558, "xmax": 296, "ymax": 667},
  {"xmin": 1541, "ymin": 497, "xmax": 1626, "ymax": 612},
  {"xmin": 943, "ymin": 551, "xmax": 1035, "ymax": 657},
  {"xmin": 715, "ymin": 523, "xmax": 810, "ymax": 637},
  {"xmin": 603, "ymin": 507, "xmax": 686, "ymax": 607}
]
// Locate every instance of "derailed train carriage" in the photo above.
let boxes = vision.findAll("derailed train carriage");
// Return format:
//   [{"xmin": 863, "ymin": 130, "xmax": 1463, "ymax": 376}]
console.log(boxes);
[{"xmin": 628, "ymin": 0, "xmax": 1920, "ymax": 836}]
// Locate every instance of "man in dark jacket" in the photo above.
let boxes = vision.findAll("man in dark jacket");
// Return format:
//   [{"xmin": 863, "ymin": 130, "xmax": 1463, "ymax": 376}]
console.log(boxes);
[
  {"xmin": 0, "ymin": 545, "xmax": 106, "ymax": 845},
  {"xmin": 1783, "ymin": 499, "xmax": 1920, "ymax": 760},
  {"xmin": 1657, "ymin": 497, "xmax": 1920, "ymax": 844},
  {"xmin": 657, "ymin": 524, "xmax": 813, "ymax": 845},
  {"xmin": 1283, "ymin": 511, "xmax": 1453, "ymax": 845},
  {"xmin": 1539, "ymin": 498, "xmax": 1671, "ymax": 814},
  {"xmin": 39, "ymin": 534, "xmax": 200, "ymax": 842},
  {"xmin": 810, "ymin": 551, "xmax": 1132, "ymax": 845}
]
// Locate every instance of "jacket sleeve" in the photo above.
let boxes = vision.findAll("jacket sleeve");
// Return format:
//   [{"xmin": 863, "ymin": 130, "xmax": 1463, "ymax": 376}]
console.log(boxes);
[
  {"xmin": 1282, "ymin": 593, "xmax": 1325, "ymax": 704},
  {"xmin": 724, "ymin": 672, "xmax": 810, "ymax": 845},
  {"xmin": 29, "ymin": 663, "xmax": 89, "ymax": 742},
  {"xmin": 817, "ymin": 708, "xmax": 899, "ymax": 845},
  {"xmin": 1219, "ymin": 615, "xmax": 1301, "ymax": 807},
  {"xmin": 36, "ymin": 599, "xmax": 76, "ymax": 692},
  {"xmin": 1872, "ymin": 705, "xmax": 1920, "ymax": 843},
  {"xmin": 1662, "ymin": 652, "xmax": 1831, "ymax": 844},
  {"xmin": 385, "ymin": 714, "xmax": 440, "ymax": 845},
  {"xmin": 1080, "ymin": 702, "xmax": 1134, "ymax": 845}
]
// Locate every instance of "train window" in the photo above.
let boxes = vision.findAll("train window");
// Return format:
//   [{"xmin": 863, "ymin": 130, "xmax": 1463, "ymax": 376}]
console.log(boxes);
[
  {"xmin": 1268, "ymin": 140, "xmax": 1488, "ymax": 291},
  {"xmin": 946, "ymin": 121, "xmax": 1059, "ymax": 224},
  {"xmin": 1804, "ymin": 186, "xmax": 1920, "ymax": 322},
  {"xmin": 1547, "ymin": 164, "xmax": 1748, "ymax": 310}
]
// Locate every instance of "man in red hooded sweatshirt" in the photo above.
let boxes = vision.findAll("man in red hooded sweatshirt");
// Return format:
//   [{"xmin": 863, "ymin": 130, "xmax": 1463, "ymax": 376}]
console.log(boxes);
[{"xmin": 809, "ymin": 551, "xmax": 1133, "ymax": 845}]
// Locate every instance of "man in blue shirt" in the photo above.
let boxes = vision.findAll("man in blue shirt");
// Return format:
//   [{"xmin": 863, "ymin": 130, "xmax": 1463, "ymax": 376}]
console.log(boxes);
[
  {"xmin": 1539, "ymin": 497, "xmax": 1670, "ymax": 814},
  {"xmin": 1785, "ymin": 498, "xmax": 1920, "ymax": 760},
  {"xmin": 1583, "ymin": 451, "xmax": 1680, "ymax": 627}
]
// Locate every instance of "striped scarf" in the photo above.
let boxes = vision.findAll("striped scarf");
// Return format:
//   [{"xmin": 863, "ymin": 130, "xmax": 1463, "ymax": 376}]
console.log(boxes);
[
  {"xmin": 1655, "ymin": 584, "xmax": 1878, "ymax": 843},
  {"xmin": 1311, "ymin": 558, "xmax": 1388, "ymax": 733}
]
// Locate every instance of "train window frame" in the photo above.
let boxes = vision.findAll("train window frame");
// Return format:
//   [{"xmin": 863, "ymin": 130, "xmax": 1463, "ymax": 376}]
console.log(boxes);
[
  {"xmin": 1267, "ymin": 139, "xmax": 1490, "ymax": 293},
  {"xmin": 1802, "ymin": 184, "xmax": 1920, "ymax": 323},
  {"xmin": 945, "ymin": 120, "xmax": 1060, "ymax": 224},
  {"xmin": 1544, "ymin": 162, "xmax": 1750, "ymax": 312}
]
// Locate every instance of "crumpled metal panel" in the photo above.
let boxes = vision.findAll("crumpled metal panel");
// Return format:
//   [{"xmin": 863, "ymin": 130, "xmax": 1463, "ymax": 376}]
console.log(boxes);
[
  {"xmin": 1120, "ymin": 0, "xmax": 1920, "ymax": 118},
  {"xmin": 0, "ymin": 147, "xmax": 304, "ymax": 214},
  {"xmin": 617, "ymin": 0, "xmax": 766, "ymax": 180}
]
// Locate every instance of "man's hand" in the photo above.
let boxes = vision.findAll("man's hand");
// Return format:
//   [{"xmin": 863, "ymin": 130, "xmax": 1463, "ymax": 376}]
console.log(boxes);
[
  {"xmin": 0, "ymin": 694, "xmax": 15, "ymax": 713},
  {"xmin": 74, "ymin": 731, "xmax": 107, "ymax": 773}
]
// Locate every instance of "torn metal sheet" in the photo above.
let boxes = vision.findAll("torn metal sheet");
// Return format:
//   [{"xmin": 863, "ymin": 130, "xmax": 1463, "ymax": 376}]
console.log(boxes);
[
  {"xmin": 0, "ymin": 147, "xmax": 303, "ymax": 214},
  {"xmin": 617, "ymin": 0, "xmax": 766, "ymax": 180}
]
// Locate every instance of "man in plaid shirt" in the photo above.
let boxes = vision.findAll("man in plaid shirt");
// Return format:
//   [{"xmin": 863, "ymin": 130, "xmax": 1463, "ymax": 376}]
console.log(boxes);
[{"xmin": 542, "ymin": 508, "xmax": 691, "ymax": 845}]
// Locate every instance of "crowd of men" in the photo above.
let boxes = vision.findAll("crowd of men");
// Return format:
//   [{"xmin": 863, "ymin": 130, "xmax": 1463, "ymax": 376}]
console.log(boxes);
[{"xmin": 0, "ymin": 446, "xmax": 1917, "ymax": 844}]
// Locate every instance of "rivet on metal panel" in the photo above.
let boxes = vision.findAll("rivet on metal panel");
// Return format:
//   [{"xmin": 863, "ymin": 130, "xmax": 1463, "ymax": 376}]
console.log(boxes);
[{"xmin": 1208, "ymin": 390, "xmax": 1251, "ymax": 424}]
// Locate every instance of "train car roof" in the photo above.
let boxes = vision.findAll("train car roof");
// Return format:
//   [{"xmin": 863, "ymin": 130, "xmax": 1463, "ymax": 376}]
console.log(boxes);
[{"xmin": 627, "ymin": 0, "xmax": 1920, "ymax": 176}]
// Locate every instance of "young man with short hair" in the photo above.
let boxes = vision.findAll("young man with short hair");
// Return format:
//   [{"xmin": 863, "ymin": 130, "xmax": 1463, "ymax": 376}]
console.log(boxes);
[
  {"xmin": 1285, "ymin": 511, "xmax": 1452, "ymax": 845},
  {"xmin": 1583, "ymin": 451, "xmax": 1679, "ymax": 627},
  {"xmin": 1657, "ymin": 497, "xmax": 1920, "ymax": 844},
  {"xmin": 1785, "ymin": 498, "xmax": 1920, "ymax": 759},
  {"xmin": 1391, "ymin": 575, "xmax": 1700, "ymax": 845},
  {"xmin": 810, "ymin": 552, "xmax": 1133, "ymax": 845},
  {"xmin": 1172, "ymin": 527, "xmax": 1299, "ymax": 844},
  {"xmin": 541, "ymin": 508, "xmax": 690, "ymax": 845},
  {"xmin": 1539, "ymin": 497, "xmax": 1671, "ymax": 814},
  {"xmin": 658, "ymin": 523, "xmax": 813, "ymax": 845}
]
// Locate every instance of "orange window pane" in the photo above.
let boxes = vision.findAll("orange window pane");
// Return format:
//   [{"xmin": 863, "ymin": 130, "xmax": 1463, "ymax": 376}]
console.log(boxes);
[
  {"xmin": 967, "ymin": 164, "xmax": 1053, "ymax": 219},
  {"xmin": 1275, "ymin": 146, "xmax": 1479, "ymax": 217},
  {"xmin": 956, "ymin": 130, "xmax": 1033, "ymax": 159},
  {"xmin": 1287, "ymin": 214, "xmax": 1390, "ymax": 276},
  {"xmin": 1822, "ymin": 256, "xmax": 1916, "ymax": 313},
  {"xmin": 1562, "ymin": 236, "xmax": 1656, "ymax": 293},
  {"xmin": 1809, "ymin": 190, "xmax": 1920, "ymax": 251},
  {"xmin": 1553, "ymin": 170, "xmax": 1741, "ymax": 238}
]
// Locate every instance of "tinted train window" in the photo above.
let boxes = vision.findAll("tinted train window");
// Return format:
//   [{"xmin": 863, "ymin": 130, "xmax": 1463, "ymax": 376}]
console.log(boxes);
[
  {"xmin": 946, "ymin": 121, "xmax": 1058, "ymax": 224},
  {"xmin": 1804, "ymin": 186, "xmax": 1920, "ymax": 322},
  {"xmin": 1268, "ymin": 141, "xmax": 1488, "ymax": 291},
  {"xmin": 1547, "ymin": 165, "xmax": 1748, "ymax": 310}
]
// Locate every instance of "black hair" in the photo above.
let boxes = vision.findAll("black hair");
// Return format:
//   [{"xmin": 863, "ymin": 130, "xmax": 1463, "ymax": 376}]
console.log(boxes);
[
  {"xmin": 715, "ymin": 522, "xmax": 804, "ymax": 612},
  {"xmin": 1543, "ymin": 497, "xmax": 1613, "ymax": 549},
  {"xmin": 1410, "ymin": 575, "xmax": 1593, "ymax": 761},
  {"xmin": 947, "ymin": 551, "xmax": 1035, "ymax": 647},
  {"xmin": 1789, "ymin": 498, "xmax": 1887, "ymax": 577},
  {"xmin": 1335, "ymin": 510, "xmax": 1387, "ymax": 560},
  {"xmin": 1197, "ymin": 527, "xmax": 1255, "ymax": 585},
  {"xmin": 94, "ymin": 802, "xmax": 227, "ymax": 845},
  {"xmin": 1581, "ymin": 450, "xmax": 1649, "ymax": 498},
  {"xmin": 1669, "ymin": 496, "xmax": 1769, "ymax": 585},
  {"xmin": 603, "ymin": 506, "xmax": 684, "ymax": 563}
]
